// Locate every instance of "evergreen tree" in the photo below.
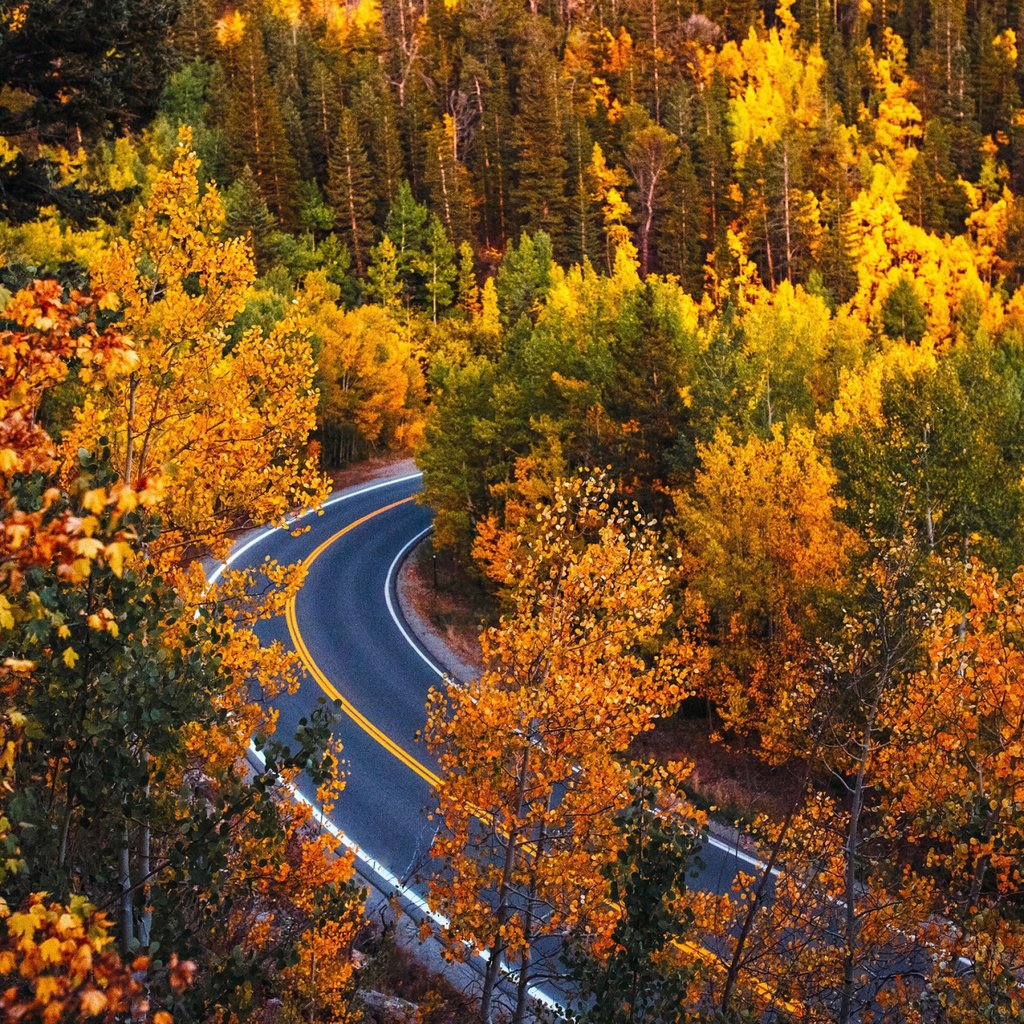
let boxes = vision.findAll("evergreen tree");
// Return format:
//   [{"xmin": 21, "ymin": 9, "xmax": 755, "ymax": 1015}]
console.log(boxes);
[
  {"xmin": 384, "ymin": 180, "xmax": 430, "ymax": 303},
  {"xmin": 418, "ymin": 215, "xmax": 458, "ymax": 322},
  {"xmin": 304, "ymin": 60, "xmax": 341, "ymax": 183},
  {"xmin": 566, "ymin": 770, "xmax": 703, "ymax": 1024},
  {"xmin": 880, "ymin": 276, "xmax": 927, "ymax": 342},
  {"xmin": 327, "ymin": 107, "xmax": 377, "ymax": 274},
  {"xmin": 659, "ymin": 105, "xmax": 706, "ymax": 293},
  {"xmin": 0, "ymin": 0, "xmax": 179, "ymax": 144},
  {"xmin": 424, "ymin": 116, "xmax": 474, "ymax": 244},
  {"xmin": 219, "ymin": 17, "xmax": 300, "ymax": 225},
  {"xmin": 279, "ymin": 91, "xmax": 313, "ymax": 183},
  {"xmin": 223, "ymin": 165, "xmax": 275, "ymax": 271},
  {"xmin": 566, "ymin": 111, "xmax": 600, "ymax": 267},
  {"xmin": 511, "ymin": 35, "xmax": 569, "ymax": 255},
  {"xmin": 352, "ymin": 78, "xmax": 405, "ymax": 208},
  {"xmin": 460, "ymin": 51, "xmax": 515, "ymax": 251},
  {"xmin": 494, "ymin": 230, "xmax": 553, "ymax": 328}
]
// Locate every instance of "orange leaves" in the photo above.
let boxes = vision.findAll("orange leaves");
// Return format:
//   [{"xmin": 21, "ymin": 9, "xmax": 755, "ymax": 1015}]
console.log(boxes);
[
  {"xmin": 879, "ymin": 561, "xmax": 1024, "ymax": 897},
  {"xmin": 0, "ymin": 282, "xmax": 160, "ymax": 605},
  {"xmin": 302, "ymin": 277, "xmax": 426, "ymax": 460},
  {"xmin": 426, "ymin": 473, "xmax": 699, "ymax": 998},
  {"xmin": 0, "ymin": 893, "xmax": 192, "ymax": 1023}
]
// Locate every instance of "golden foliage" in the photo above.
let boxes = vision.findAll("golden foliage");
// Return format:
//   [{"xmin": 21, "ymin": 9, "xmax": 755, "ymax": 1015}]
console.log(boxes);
[
  {"xmin": 427, "ymin": 474, "xmax": 703, "ymax": 998},
  {"xmin": 61, "ymin": 131, "xmax": 329, "ymax": 567}
]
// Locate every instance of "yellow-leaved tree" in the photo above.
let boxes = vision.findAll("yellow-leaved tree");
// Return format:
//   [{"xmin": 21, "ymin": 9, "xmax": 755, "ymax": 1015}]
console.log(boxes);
[
  {"xmin": 23, "ymin": 135, "xmax": 366, "ymax": 1021},
  {"xmin": 62, "ymin": 128, "xmax": 329, "ymax": 571},
  {"xmin": 299, "ymin": 271, "xmax": 425, "ymax": 467},
  {"xmin": 675, "ymin": 425, "xmax": 856, "ymax": 736}
]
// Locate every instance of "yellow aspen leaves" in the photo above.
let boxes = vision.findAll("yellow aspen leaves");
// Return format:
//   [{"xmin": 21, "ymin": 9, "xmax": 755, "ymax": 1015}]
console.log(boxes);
[{"xmin": 61, "ymin": 130, "xmax": 329, "ymax": 569}]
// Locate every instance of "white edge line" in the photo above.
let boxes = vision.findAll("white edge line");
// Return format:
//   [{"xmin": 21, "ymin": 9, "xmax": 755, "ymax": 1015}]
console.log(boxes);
[
  {"xmin": 214, "ymin": 472, "xmax": 976, "ymax": 984},
  {"xmin": 215, "ymin": 476, "xmax": 561, "ymax": 1013},
  {"xmin": 246, "ymin": 743, "xmax": 562, "ymax": 1010},
  {"xmin": 705, "ymin": 833, "xmax": 775, "ymax": 875},
  {"xmin": 369, "ymin": 496, "xmax": 979, "ymax": 979},
  {"xmin": 384, "ymin": 525, "xmax": 445, "ymax": 678},
  {"xmin": 379, "ymin": 521, "xmax": 779, "ymax": 881}
]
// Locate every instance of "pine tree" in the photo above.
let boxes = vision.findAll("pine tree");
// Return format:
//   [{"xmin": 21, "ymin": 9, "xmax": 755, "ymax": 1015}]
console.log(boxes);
[
  {"xmin": 223, "ymin": 164, "xmax": 275, "ymax": 271},
  {"xmin": 327, "ymin": 107, "xmax": 377, "ymax": 274},
  {"xmin": 384, "ymin": 180, "xmax": 429, "ymax": 303},
  {"xmin": 424, "ymin": 116, "xmax": 474, "ymax": 244},
  {"xmin": 418, "ymin": 215, "xmax": 458, "ymax": 322},
  {"xmin": 352, "ymin": 78, "xmax": 405, "ymax": 207},
  {"xmin": 566, "ymin": 111, "xmax": 599, "ymax": 267},
  {"xmin": 511, "ymin": 35, "xmax": 569, "ymax": 255},
  {"xmin": 304, "ymin": 60, "xmax": 341, "ymax": 183},
  {"xmin": 461, "ymin": 51, "xmax": 515, "ymax": 251},
  {"xmin": 219, "ymin": 16, "xmax": 300, "ymax": 225},
  {"xmin": 278, "ymin": 86, "xmax": 313, "ymax": 182}
]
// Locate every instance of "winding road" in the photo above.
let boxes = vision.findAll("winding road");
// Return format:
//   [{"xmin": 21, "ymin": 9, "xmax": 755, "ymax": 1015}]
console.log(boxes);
[{"xmin": 212, "ymin": 470, "xmax": 766, "ymax": 998}]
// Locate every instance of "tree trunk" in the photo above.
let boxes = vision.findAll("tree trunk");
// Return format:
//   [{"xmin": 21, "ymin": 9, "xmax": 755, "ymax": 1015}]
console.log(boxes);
[
  {"xmin": 124, "ymin": 372, "xmax": 138, "ymax": 484},
  {"xmin": 137, "ymin": 751, "xmax": 153, "ymax": 948},
  {"xmin": 782, "ymin": 144, "xmax": 793, "ymax": 281},
  {"xmin": 481, "ymin": 745, "xmax": 531, "ymax": 1024},
  {"xmin": 120, "ymin": 825, "xmax": 135, "ymax": 953},
  {"xmin": 838, "ymin": 721, "xmax": 875, "ymax": 1024}
]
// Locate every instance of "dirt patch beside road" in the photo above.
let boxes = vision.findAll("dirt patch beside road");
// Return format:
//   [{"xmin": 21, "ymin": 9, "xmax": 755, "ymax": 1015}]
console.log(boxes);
[{"xmin": 396, "ymin": 538, "xmax": 485, "ymax": 682}]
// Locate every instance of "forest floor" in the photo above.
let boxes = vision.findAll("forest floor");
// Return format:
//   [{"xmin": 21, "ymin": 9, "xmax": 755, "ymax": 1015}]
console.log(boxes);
[{"xmin": 327, "ymin": 451, "xmax": 419, "ymax": 492}]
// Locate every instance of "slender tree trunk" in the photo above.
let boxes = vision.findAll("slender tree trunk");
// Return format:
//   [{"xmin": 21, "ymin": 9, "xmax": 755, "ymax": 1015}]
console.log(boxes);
[
  {"xmin": 138, "ymin": 751, "xmax": 153, "ymax": 948},
  {"xmin": 651, "ymin": 0, "xmax": 661, "ymax": 123},
  {"xmin": 345, "ymin": 145, "xmax": 363, "ymax": 273},
  {"xmin": 782, "ymin": 144, "xmax": 793, "ymax": 281},
  {"xmin": 641, "ymin": 178, "xmax": 657, "ymax": 277},
  {"xmin": 437, "ymin": 151, "xmax": 453, "ymax": 236},
  {"xmin": 721, "ymin": 776, "xmax": 809, "ymax": 1014},
  {"xmin": 511, "ymin": 817, "xmax": 546, "ymax": 1024},
  {"xmin": 481, "ymin": 746, "xmax": 531, "ymax": 1024},
  {"xmin": 494, "ymin": 110, "xmax": 507, "ymax": 246},
  {"xmin": 124, "ymin": 372, "xmax": 138, "ymax": 484},
  {"xmin": 120, "ymin": 825, "xmax": 135, "ymax": 953},
  {"xmin": 839, "ymin": 715, "xmax": 877, "ymax": 1024}
]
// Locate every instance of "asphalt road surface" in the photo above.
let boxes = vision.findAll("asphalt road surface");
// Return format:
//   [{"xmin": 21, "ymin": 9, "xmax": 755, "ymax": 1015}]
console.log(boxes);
[{"xmin": 214, "ymin": 470, "xmax": 766, "ymax": 1003}]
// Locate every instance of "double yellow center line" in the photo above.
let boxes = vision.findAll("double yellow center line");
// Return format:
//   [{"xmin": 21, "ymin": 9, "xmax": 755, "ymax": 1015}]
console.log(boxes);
[{"xmin": 284, "ymin": 495, "xmax": 441, "ymax": 789}]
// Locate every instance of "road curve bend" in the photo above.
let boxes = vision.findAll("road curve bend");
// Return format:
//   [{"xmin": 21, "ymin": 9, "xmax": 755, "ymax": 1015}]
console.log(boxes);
[{"xmin": 213, "ymin": 471, "xmax": 761, "ymax": 998}]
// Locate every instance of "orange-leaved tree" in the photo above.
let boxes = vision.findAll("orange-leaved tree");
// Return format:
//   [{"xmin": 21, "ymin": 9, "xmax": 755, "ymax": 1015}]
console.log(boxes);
[
  {"xmin": 877, "ymin": 561, "xmax": 1024, "ymax": 1019},
  {"xmin": 425, "ymin": 472, "xmax": 703, "ymax": 1024},
  {"xmin": 0, "ymin": 280, "xmax": 196, "ymax": 1021},
  {"xmin": 2, "ymin": 154, "xmax": 363, "ymax": 1019}
]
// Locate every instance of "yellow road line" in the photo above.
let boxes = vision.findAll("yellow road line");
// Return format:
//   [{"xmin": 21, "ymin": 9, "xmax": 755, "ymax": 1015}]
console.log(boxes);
[
  {"xmin": 285, "ymin": 494, "xmax": 797, "ymax": 1011},
  {"xmin": 285, "ymin": 495, "xmax": 441, "ymax": 789}
]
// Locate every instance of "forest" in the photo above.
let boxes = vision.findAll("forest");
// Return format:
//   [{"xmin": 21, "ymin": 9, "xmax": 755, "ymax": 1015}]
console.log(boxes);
[{"xmin": 2, "ymin": 0, "xmax": 1024, "ymax": 1019}]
